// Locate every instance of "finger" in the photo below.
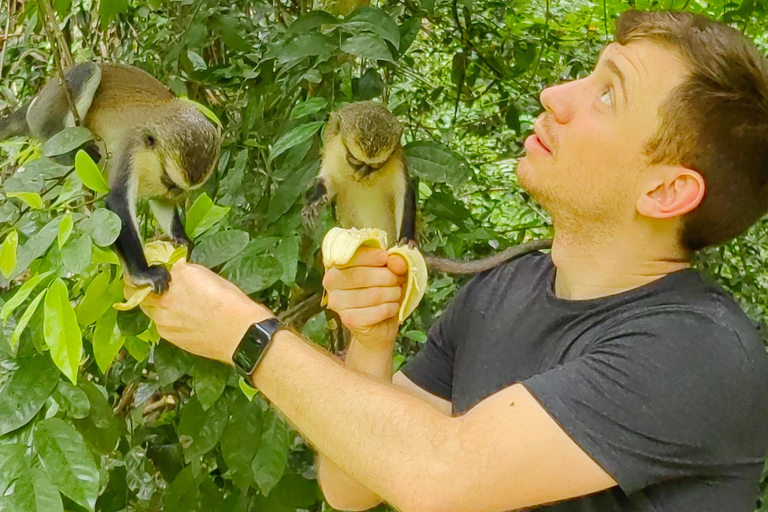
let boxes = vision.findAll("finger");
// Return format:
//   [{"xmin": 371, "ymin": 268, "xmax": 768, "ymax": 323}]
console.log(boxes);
[
  {"xmin": 386, "ymin": 254, "xmax": 408, "ymax": 276},
  {"xmin": 323, "ymin": 266, "xmax": 400, "ymax": 290},
  {"xmin": 327, "ymin": 286, "xmax": 403, "ymax": 311},
  {"xmin": 339, "ymin": 302, "xmax": 400, "ymax": 329},
  {"xmin": 337, "ymin": 247, "xmax": 388, "ymax": 269}
]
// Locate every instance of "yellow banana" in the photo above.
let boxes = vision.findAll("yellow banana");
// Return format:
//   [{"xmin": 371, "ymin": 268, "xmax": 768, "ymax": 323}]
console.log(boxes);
[
  {"xmin": 114, "ymin": 241, "xmax": 188, "ymax": 310},
  {"xmin": 321, "ymin": 227, "xmax": 428, "ymax": 323}
]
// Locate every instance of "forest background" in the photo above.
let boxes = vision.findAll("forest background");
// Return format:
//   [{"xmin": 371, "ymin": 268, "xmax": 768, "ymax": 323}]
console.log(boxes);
[{"xmin": 0, "ymin": 0, "xmax": 767, "ymax": 510}]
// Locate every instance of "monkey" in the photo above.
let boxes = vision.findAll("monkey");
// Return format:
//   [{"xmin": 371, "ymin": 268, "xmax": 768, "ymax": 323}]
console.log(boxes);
[
  {"xmin": 304, "ymin": 100, "xmax": 551, "ymax": 275},
  {"xmin": 0, "ymin": 62, "xmax": 221, "ymax": 293}
]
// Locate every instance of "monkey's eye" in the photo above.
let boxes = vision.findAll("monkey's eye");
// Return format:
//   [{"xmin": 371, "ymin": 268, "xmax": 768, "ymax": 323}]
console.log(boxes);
[
  {"xmin": 161, "ymin": 174, "xmax": 175, "ymax": 189},
  {"xmin": 143, "ymin": 132, "xmax": 157, "ymax": 148},
  {"xmin": 346, "ymin": 153, "xmax": 364, "ymax": 169}
]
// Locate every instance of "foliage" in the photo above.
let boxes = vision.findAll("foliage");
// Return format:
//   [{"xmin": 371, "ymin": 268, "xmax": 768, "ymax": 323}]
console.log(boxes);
[{"xmin": 1, "ymin": 0, "xmax": 768, "ymax": 510}]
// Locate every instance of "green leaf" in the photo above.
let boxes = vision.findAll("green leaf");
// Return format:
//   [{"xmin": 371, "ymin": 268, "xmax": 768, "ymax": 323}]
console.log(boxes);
[
  {"xmin": 341, "ymin": 34, "xmax": 395, "ymax": 63},
  {"xmin": 276, "ymin": 33, "xmax": 337, "ymax": 63},
  {"xmin": 190, "ymin": 230, "xmax": 249, "ymax": 268},
  {"xmin": 209, "ymin": 15, "xmax": 252, "ymax": 53},
  {"xmin": 343, "ymin": 7, "xmax": 400, "ymax": 48},
  {"xmin": 57, "ymin": 213, "xmax": 74, "ymax": 249},
  {"xmin": 116, "ymin": 308, "xmax": 150, "ymax": 336},
  {"xmin": 221, "ymin": 254, "xmax": 283, "ymax": 294},
  {"xmin": 164, "ymin": 466, "xmax": 199, "ymax": 511},
  {"xmin": 93, "ymin": 308, "xmax": 124, "ymax": 374},
  {"xmin": 192, "ymin": 357, "xmax": 230, "ymax": 411},
  {"xmin": 0, "ymin": 230, "xmax": 18, "ymax": 279},
  {"xmin": 12, "ymin": 218, "xmax": 60, "ymax": 280},
  {"xmin": 61, "ymin": 234, "xmax": 93, "ymax": 274},
  {"xmin": 220, "ymin": 395, "xmax": 263, "ymax": 490},
  {"xmin": 0, "ymin": 444, "xmax": 28, "ymax": 495},
  {"xmin": 76, "ymin": 271, "xmax": 121, "ymax": 326},
  {"xmin": 75, "ymin": 150, "xmax": 110, "ymax": 194},
  {"xmin": 398, "ymin": 16, "xmax": 422, "ymax": 56},
  {"xmin": 10, "ymin": 289, "xmax": 45, "ymax": 351},
  {"xmin": 404, "ymin": 141, "xmax": 471, "ymax": 186},
  {"xmin": 252, "ymin": 408, "xmax": 290, "ymax": 496},
  {"xmin": 286, "ymin": 10, "xmax": 337, "ymax": 35},
  {"xmin": 178, "ymin": 394, "xmax": 231, "ymax": 460},
  {"xmin": 178, "ymin": 97, "xmax": 221, "ymax": 127},
  {"xmin": 290, "ymin": 98, "xmax": 328, "ymax": 119},
  {"xmin": 275, "ymin": 236, "xmax": 299, "ymax": 286},
  {"xmin": 42, "ymin": 127, "xmax": 94, "ymax": 157},
  {"xmin": 80, "ymin": 209, "xmax": 121, "ymax": 247},
  {"xmin": 52, "ymin": 380, "xmax": 91, "ymax": 419},
  {"xmin": 6, "ymin": 191, "xmax": 43, "ymax": 209},
  {"xmin": 0, "ymin": 355, "xmax": 59, "ymax": 436},
  {"xmin": 154, "ymin": 340, "xmax": 193, "ymax": 386},
  {"xmin": 187, "ymin": 49, "xmax": 207, "ymax": 71},
  {"xmin": 99, "ymin": 0, "xmax": 129, "ymax": 28},
  {"xmin": 123, "ymin": 336, "xmax": 150, "ymax": 362},
  {"xmin": 53, "ymin": 173, "xmax": 84, "ymax": 206},
  {"xmin": 268, "ymin": 122, "xmax": 324, "ymax": 163},
  {"xmin": 44, "ymin": 278, "xmax": 83, "ymax": 384},
  {"xmin": 185, "ymin": 193, "xmax": 230, "ymax": 239},
  {"xmin": 264, "ymin": 160, "xmax": 320, "ymax": 224},
  {"xmin": 72, "ymin": 381, "xmax": 124, "ymax": 455},
  {"xmin": 34, "ymin": 418, "xmax": 100, "ymax": 511},
  {"xmin": 0, "ymin": 468, "xmax": 63, "ymax": 512},
  {"xmin": 1, "ymin": 271, "xmax": 54, "ymax": 323}
]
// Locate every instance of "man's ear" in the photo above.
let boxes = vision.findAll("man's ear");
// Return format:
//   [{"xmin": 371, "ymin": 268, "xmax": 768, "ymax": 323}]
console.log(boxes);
[{"xmin": 636, "ymin": 166, "xmax": 705, "ymax": 219}]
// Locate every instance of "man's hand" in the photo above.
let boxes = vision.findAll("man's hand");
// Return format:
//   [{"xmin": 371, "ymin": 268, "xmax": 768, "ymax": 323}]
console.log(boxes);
[
  {"xmin": 125, "ymin": 261, "xmax": 272, "ymax": 364},
  {"xmin": 323, "ymin": 247, "xmax": 407, "ymax": 349}
]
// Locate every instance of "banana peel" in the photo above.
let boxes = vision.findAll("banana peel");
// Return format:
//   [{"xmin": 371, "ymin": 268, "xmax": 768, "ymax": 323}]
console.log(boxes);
[
  {"xmin": 321, "ymin": 227, "xmax": 428, "ymax": 324},
  {"xmin": 114, "ymin": 241, "xmax": 188, "ymax": 311}
]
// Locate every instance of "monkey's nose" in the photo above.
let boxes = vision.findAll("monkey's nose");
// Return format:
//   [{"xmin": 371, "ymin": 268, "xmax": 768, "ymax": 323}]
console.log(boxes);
[{"xmin": 358, "ymin": 164, "xmax": 373, "ymax": 175}]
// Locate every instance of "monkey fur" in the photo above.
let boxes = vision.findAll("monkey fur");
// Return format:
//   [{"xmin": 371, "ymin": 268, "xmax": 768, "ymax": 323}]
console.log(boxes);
[
  {"xmin": 305, "ymin": 100, "xmax": 551, "ymax": 274},
  {"xmin": 0, "ymin": 62, "xmax": 221, "ymax": 292}
]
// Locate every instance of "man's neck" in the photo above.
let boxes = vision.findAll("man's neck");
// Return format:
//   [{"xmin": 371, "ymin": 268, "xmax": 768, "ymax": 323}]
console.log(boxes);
[{"xmin": 550, "ymin": 232, "xmax": 691, "ymax": 301}]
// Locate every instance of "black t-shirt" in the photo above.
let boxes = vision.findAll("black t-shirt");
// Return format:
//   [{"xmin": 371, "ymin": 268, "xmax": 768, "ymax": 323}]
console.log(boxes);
[{"xmin": 401, "ymin": 252, "xmax": 768, "ymax": 511}]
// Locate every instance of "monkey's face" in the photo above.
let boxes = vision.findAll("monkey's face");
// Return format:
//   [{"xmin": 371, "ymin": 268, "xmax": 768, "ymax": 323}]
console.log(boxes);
[{"xmin": 343, "ymin": 137, "xmax": 396, "ymax": 178}]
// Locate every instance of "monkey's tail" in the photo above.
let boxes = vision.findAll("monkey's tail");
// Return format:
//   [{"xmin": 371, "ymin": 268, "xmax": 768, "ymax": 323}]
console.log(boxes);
[
  {"xmin": 0, "ymin": 103, "xmax": 30, "ymax": 140},
  {"xmin": 426, "ymin": 238, "xmax": 553, "ymax": 274}
]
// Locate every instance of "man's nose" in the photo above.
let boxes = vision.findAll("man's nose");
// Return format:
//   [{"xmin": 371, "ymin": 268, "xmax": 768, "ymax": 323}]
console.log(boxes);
[{"xmin": 539, "ymin": 80, "xmax": 579, "ymax": 124}]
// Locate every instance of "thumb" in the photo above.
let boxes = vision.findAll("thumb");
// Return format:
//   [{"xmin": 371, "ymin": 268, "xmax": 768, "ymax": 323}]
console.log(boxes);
[{"xmin": 386, "ymin": 253, "xmax": 408, "ymax": 275}]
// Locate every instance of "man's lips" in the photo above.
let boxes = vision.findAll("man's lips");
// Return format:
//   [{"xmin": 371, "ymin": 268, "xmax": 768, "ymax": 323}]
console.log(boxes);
[{"xmin": 524, "ymin": 133, "xmax": 552, "ymax": 155}]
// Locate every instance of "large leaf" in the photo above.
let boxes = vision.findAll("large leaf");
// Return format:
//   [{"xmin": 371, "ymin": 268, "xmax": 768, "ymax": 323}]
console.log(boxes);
[
  {"xmin": 164, "ymin": 466, "xmax": 199, "ymax": 511},
  {"xmin": 343, "ymin": 7, "xmax": 401, "ymax": 48},
  {"xmin": 0, "ymin": 444, "xmax": 28, "ymax": 495},
  {"xmin": 42, "ymin": 127, "xmax": 94, "ymax": 157},
  {"xmin": 93, "ymin": 308, "xmax": 124, "ymax": 374},
  {"xmin": 76, "ymin": 271, "xmax": 118, "ymax": 326},
  {"xmin": 0, "ymin": 230, "xmax": 18, "ymax": 279},
  {"xmin": 185, "ymin": 193, "xmax": 230, "ymax": 239},
  {"xmin": 404, "ymin": 141, "xmax": 471, "ymax": 186},
  {"xmin": 0, "ymin": 468, "xmax": 63, "ymax": 512},
  {"xmin": 221, "ymin": 254, "xmax": 283, "ymax": 294},
  {"xmin": 251, "ymin": 408, "xmax": 290, "ymax": 496},
  {"xmin": 154, "ymin": 340, "xmax": 193, "ymax": 386},
  {"xmin": 209, "ymin": 15, "xmax": 252, "ymax": 52},
  {"xmin": 6, "ymin": 191, "xmax": 43, "ymax": 209},
  {"xmin": 34, "ymin": 418, "xmax": 99, "ymax": 511},
  {"xmin": 276, "ymin": 34, "xmax": 337, "ymax": 63},
  {"xmin": 341, "ymin": 34, "xmax": 395, "ymax": 63},
  {"xmin": 61, "ymin": 233, "xmax": 93, "ymax": 274},
  {"xmin": 290, "ymin": 98, "xmax": 328, "ymax": 119},
  {"xmin": 10, "ymin": 289, "xmax": 46, "ymax": 351},
  {"xmin": 178, "ymin": 394, "xmax": 231, "ymax": 461},
  {"xmin": 52, "ymin": 380, "xmax": 90, "ymax": 419},
  {"xmin": 190, "ymin": 230, "xmax": 249, "ymax": 268},
  {"xmin": 99, "ymin": 0, "xmax": 129, "ymax": 28},
  {"xmin": 264, "ymin": 160, "xmax": 319, "ymax": 224},
  {"xmin": 57, "ymin": 213, "xmax": 74, "ymax": 249},
  {"xmin": 1, "ymin": 271, "xmax": 54, "ymax": 323},
  {"xmin": 80, "ymin": 209, "xmax": 121, "ymax": 247},
  {"xmin": 44, "ymin": 278, "xmax": 83, "ymax": 384},
  {"xmin": 268, "ymin": 122, "xmax": 324, "ymax": 163},
  {"xmin": 192, "ymin": 357, "xmax": 230, "ymax": 411},
  {"xmin": 75, "ymin": 150, "xmax": 109, "ymax": 194},
  {"xmin": 220, "ymin": 395, "xmax": 263, "ymax": 490},
  {"xmin": 12, "ymin": 218, "xmax": 60, "ymax": 280},
  {"xmin": 73, "ymin": 381, "xmax": 124, "ymax": 455},
  {"xmin": 0, "ymin": 356, "xmax": 59, "ymax": 436}
]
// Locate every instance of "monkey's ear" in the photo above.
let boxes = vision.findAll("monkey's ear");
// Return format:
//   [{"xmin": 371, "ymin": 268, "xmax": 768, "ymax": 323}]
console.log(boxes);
[
  {"xmin": 323, "ymin": 112, "xmax": 341, "ymax": 143},
  {"xmin": 141, "ymin": 129, "xmax": 157, "ymax": 148}
]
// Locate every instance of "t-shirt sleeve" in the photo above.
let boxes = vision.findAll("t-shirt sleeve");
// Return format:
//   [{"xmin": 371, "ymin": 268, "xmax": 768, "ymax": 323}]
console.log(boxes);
[{"xmin": 523, "ymin": 309, "xmax": 767, "ymax": 495}]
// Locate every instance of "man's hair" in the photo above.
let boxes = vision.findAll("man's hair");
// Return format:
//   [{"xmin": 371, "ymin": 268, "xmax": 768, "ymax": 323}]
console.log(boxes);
[{"xmin": 616, "ymin": 10, "xmax": 768, "ymax": 251}]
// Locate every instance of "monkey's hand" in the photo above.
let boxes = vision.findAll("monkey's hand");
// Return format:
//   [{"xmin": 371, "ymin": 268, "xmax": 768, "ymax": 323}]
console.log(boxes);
[
  {"xmin": 130, "ymin": 265, "xmax": 171, "ymax": 294},
  {"xmin": 397, "ymin": 237, "xmax": 418, "ymax": 250},
  {"xmin": 301, "ymin": 199, "xmax": 326, "ymax": 229}
]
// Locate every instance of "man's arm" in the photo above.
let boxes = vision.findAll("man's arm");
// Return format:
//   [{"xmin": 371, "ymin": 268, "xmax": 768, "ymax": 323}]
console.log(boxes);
[{"xmin": 138, "ymin": 261, "xmax": 617, "ymax": 512}]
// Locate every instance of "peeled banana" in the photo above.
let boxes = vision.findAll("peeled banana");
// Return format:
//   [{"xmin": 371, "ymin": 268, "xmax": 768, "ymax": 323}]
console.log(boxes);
[
  {"xmin": 321, "ymin": 227, "xmax": 428, "ymax": 323},
  {"xmin": 114, "ymin": 241, "xmax": 188, "ymax": 310}
]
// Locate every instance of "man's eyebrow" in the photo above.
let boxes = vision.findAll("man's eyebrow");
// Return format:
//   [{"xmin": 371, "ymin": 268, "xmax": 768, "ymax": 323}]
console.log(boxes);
[{"xmin": 602, "ymin": 57, "xmax": 630, "ymax": 107}]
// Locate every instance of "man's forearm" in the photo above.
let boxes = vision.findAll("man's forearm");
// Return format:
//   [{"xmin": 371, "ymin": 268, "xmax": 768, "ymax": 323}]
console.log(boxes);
[
  {"xmin": 317, "ymin": 336, "xmax": 394, "ymax": 510},
  {"xmin": 251, "ymin": 330, "xmax": 459, "ymax": 512}
]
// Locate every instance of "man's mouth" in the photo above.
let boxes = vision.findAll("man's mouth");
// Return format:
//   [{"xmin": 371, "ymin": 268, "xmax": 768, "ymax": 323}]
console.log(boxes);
[{"xmin": 525, "ymin": 122, "xmax": 553, "ymax": 156}]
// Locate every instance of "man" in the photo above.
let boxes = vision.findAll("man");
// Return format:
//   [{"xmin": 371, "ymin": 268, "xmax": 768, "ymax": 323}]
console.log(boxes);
[{"xmin": 135, "ymin": 10, "xmax": 768, "ymax": 511}]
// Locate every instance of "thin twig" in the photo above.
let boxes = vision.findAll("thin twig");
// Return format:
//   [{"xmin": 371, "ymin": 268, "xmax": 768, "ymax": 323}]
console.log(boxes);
[
  {"xmin": 0, "ymin": 0, "xmax": 14, "ymax": 82},
  {"xmin": 38, "ymin": 0, "xmax": 80, "ymax": 125}
]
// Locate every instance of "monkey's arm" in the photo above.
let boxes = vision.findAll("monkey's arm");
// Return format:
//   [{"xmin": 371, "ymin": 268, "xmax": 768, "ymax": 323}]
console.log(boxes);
[
  {"xmin": 302, "ymin": 178, "xmax": 331, "ymax": 227},
  {"xmin": 149, "ymin": 199, "xmax": 192, "ymax": 246},
  {"xmin": 399, "ymin": 178, "xmax": 417, "ymax": 244},
  {"xmin": 106, "ymin": 151, "xmax": 171, "ymax": 294}
]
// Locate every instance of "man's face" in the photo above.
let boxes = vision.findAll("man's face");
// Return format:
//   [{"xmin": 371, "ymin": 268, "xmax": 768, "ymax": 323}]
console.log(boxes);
[{"xmin": 517, "ymin": 40, "xmax": 690, "ymax": 230}]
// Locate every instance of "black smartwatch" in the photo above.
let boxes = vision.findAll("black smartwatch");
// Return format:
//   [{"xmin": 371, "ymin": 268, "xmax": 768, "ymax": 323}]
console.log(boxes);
[{"xmin": 232, "ymin": 317, "xmax": 282, "ymax": 380}]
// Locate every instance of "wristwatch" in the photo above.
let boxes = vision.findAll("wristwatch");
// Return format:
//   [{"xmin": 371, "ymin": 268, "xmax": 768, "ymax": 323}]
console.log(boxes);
[{"xmin": 232, "ymin": 317, "xmax": 282, "ymax": 380}]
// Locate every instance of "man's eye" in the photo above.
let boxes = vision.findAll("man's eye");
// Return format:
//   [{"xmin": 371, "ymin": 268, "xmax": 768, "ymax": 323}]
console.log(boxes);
[{"xmin": 599, "ymin": 88, "xmax": 614, "ymax": 107}]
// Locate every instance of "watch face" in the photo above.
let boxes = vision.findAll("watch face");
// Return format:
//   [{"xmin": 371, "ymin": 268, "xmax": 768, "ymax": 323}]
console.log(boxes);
[{"xmin": 233, "ymin": 318, "xmax": 280, "ymax": 377}]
